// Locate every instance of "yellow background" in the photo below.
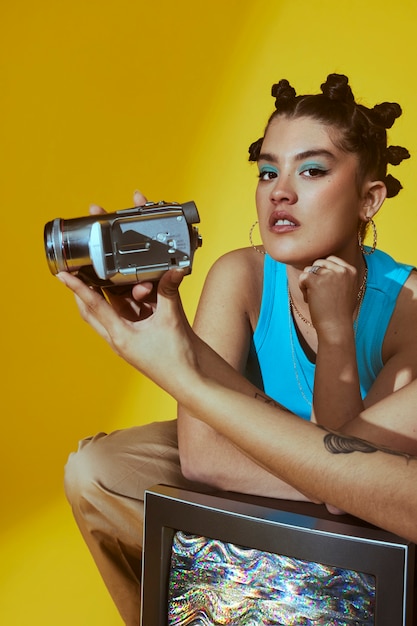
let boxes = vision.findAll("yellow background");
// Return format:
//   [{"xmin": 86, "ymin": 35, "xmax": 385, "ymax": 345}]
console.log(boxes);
[{"xmin": 1, "ymin": 1, "xmax": 416, "ymax": 624}]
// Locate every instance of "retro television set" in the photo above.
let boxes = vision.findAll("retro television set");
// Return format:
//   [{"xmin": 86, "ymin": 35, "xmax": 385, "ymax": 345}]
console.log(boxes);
[{"xmin": 141, "ymin": 484, "xmax": 415, "ymax": 625}]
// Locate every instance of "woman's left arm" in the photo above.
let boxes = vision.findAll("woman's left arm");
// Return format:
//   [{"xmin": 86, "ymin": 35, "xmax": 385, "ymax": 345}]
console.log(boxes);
[
  {"xmin": 299, "ymin": 256, "xmax": 366, "ymax": 429},
  {"xmin": 343, "ymin": 271, "xmax": 417, "ymax": 452},
  {"xmin": 314, "ymin": 269, "xmax": 417, "ymax": 449}
]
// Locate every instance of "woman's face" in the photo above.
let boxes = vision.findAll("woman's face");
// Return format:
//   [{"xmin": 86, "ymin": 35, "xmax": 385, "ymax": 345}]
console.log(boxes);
[{"xmin": 255, "ymin": 115, "xmax": 368, "ymax": 268}]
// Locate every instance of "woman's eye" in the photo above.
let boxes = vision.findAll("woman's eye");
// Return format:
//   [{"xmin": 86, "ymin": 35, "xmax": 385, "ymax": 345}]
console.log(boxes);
[
  {"xmin": 301, "ymin": 166, "xmax": 328, "ymax": 178},
  {"xmin": 258, "ymin": 168, "xmax": 278, "ymax": 181}
]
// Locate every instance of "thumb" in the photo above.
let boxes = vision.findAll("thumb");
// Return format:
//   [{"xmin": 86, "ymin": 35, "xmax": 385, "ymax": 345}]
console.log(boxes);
[{"xmin": 157, "ymin": 268, "xmax": 186, "ymax": 298}]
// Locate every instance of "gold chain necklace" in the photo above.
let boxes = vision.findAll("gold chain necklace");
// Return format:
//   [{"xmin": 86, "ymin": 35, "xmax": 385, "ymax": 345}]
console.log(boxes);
[
  {"xmin": 353, "ymin": 266, "xmax": 368, "ymax": 335},
  {"xmin": 289, "ymin": 266, "xmax": 368, "ymax": 329},
  {"xmin": 289, "ymin": 293, "xmax": 313, "ymax": 327},
  {"xmin": 288, "ymin": 288, "xmax": 313, "ymax": 409}
]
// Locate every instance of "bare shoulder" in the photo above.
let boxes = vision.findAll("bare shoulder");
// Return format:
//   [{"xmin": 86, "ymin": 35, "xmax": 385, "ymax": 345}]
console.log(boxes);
[
  {"xmin": 395, "ymin": 268, "xmax": 417, "ymax": 316},
  {"xmin": 208, "ymin": 247, "xmax": 264, "ymax": 280},
  {"xmin": 384, "ymin": 268, "xmax": 417, "ymax": 357},
  {"xmin": 205, "ymin": 247, "xmax": 264, "ymax": 298},
  {"xmin": 404, "ymin": 267, "xmax": 417, "ymax": 293},
  {"xmin": 195, "ymin": 247, "xmax": 265, "ymax": 331}
]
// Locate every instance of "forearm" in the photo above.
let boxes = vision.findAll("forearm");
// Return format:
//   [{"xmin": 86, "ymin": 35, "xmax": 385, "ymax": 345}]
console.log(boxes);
[
  {"xmin": 313, "ymin": 327, "xmax": 363, "ymax": 429},
  {"xmin": 179, "ymin": 374, "xmax": 417, "ymax": 543},
  {"xmin": 178, "ymin": 411, "xmax": 312, "ymax": 500},
  {"xmin": 341, "ymin": 382, "xmax": 417, "ymax": 456},
  {"xmin": 178, "ymin": 336, "xmax": 308, "ymax": 500}
]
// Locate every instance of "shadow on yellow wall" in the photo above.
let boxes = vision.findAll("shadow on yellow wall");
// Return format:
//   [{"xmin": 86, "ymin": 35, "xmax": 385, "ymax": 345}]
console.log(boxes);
[{"xmin": 2, "ymin": 1, "xmax": 417, "ymax": 624}]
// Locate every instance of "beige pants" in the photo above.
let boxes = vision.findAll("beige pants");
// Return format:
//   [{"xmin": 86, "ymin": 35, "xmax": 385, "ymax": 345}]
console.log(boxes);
[{"xmin": 64, "ymin": 419, "xmax": 209, "ymax": 626}]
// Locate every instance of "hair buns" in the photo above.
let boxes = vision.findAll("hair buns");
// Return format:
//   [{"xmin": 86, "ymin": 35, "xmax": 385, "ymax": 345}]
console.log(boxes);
[
  {"xmin": 271, "ymin": 80, "xmax": 296, "ymax": 108},
  {"xmin": 320, "ymin": 73, "xmax": 355, "ymax": 104}
]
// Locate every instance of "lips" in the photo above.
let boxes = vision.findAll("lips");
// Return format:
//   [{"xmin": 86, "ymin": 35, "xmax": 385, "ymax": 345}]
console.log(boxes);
[{"xmin": 269, "ymin": 210, "xmax": 299, "ymax": 232}]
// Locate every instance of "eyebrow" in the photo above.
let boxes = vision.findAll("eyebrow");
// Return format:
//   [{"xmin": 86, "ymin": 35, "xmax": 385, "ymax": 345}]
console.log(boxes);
[{"xmin": 258, "ymin": 149, "xmax": 336, "ymax": 163}]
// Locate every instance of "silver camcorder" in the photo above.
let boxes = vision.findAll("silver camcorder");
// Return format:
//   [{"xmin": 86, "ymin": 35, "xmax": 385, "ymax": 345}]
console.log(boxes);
[{"xmin": 44, "ymin": 200, "xmax": 202, "ymax": 287}]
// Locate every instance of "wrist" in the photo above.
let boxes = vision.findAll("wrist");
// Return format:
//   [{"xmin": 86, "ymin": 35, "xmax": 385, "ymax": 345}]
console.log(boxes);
[{"xmin": 315, "ymin": 320, "xmax": 355, "ymax": 345}]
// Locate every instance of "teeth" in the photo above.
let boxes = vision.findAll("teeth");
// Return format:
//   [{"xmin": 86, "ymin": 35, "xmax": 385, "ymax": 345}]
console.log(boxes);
[{"xmin": 275, "ymin": 219, "xmax": 295, "ymax": 226}]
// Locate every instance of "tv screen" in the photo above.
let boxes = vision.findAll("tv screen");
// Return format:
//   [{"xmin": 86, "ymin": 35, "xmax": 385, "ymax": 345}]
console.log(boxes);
[
  {"xmin": 141, "ymin": 485, "xmax": 415, "ymax": 625},
  {"xmin": 168, "ymin": 531, "xmax": 376, "ymax": 624}
]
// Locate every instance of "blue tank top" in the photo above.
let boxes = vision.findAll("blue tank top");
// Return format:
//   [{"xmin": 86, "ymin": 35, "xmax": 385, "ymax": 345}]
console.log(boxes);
[{"xmin": 251, "ymin": 249, "xmax": 414, "ymax": 421}]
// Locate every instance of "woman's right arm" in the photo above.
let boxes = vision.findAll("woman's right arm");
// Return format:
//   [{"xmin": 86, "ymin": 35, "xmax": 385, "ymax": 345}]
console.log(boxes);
[{"xmin": 177, "ymin": 249, "xmax": 312, "ymax": 501}]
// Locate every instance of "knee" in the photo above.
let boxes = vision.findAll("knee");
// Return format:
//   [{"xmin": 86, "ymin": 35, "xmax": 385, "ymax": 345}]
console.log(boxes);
[
  {"xmin": 64, "ymin": 432, "xmax": 109, "ymax": 508},
  {"xmin": 64, "ymin": 421, "xmax": 180, "ymax": 511}
]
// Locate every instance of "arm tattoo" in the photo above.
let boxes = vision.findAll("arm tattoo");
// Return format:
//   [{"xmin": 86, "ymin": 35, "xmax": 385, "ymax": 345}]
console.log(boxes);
[
  {"xmin": 253, "ymin": 392, "xmax": 415, "ymax": 463},
  {"xmin": 323, "ymin": 432, "xmax": 377, "ymax": 454},
  {"xmin": 320, "ymin": 427, "xmax": 414, "ymax": 462},
  {"xmin": 255, "ymin": 392, "xmax": 289, "ymax": 412}
]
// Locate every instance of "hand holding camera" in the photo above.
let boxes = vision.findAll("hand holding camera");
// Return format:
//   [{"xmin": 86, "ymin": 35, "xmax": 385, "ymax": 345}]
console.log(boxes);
[
  {"xmin": 56, "ymin": 257, "xmax": 199, "ymax": 397},
  {"xmin": 44, "ymin": 191, "xmax": 202, "ymax": 320},
  {"xmin": 44, "ymin": 194, "xmax": 202, "ymax": 288}
]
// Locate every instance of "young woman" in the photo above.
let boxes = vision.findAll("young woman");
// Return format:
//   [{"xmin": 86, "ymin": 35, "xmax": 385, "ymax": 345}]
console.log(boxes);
[{"xmin": 62, "ymin": 74, "xmax": 417, "ymax": 625}]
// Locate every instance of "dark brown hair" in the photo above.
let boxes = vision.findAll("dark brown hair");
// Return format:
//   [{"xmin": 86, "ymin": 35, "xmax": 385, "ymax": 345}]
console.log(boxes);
[{"xmin": 249, "ymin": 74, "xmax": 410, "ymax": 199}]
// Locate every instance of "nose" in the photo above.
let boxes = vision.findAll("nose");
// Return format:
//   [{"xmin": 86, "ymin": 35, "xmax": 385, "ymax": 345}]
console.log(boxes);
[{"xmin": 270, "ymin": 175, "xmax": 297, "ymax": 204}]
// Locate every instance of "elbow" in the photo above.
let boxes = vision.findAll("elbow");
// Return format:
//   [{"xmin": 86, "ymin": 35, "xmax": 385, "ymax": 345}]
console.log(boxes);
[
  {"xmin": 180, "ymin": 450, "xmax": 214, "ymax": 486},
  {"xmin": 180, "ymin": 456, "xmax": 202, "ymax": 484},
  {"xmin": 178, "ymin": 445, "xmax": 197, "ymax": 482},
  {"xmin": 178, "ymin": 408, "xmax": 229, "ymax": 489},
  {"xmin": 179, "ymin": 447, "xmax": 225, "ymax": 489}
]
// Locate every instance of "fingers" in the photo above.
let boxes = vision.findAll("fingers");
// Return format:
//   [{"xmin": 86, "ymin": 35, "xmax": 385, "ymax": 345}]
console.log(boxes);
[
  {"xmin": 58, "ymin": 268, "xmax": 185, "ymax": 320},
  {"xmin": 131, "ymin": 281, "xmax": 154, "ymax": 301},
  {"xmin": 89, "ymin": 204, "xmax": 107, "ymax": 216},
  {"xmin": 56, "ymin": 266, "xmax": 194, "ymax": 388},
  {"xmin": 304, "ymin": 256, "xmax": 354, "ymax": 274},
  {"xmin": 301, "ymin": 257, "xmax": 356, "ymax": 282},
  {"xmin": 88, "ymin": 189, "xmax": 148, "ymax": 217},
  {"xmin": 133, "ymin": 190, "xmax": 147, "ymax": 207},
  {"xmin": 56, "ymin": 272, "xmax": 119, "ymax": 341}
]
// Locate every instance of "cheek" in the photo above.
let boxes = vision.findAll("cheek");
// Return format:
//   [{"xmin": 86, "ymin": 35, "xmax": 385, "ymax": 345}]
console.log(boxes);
[{"xmin": 255, "ymin": 186, "xmax": 268, "ymax": 217}]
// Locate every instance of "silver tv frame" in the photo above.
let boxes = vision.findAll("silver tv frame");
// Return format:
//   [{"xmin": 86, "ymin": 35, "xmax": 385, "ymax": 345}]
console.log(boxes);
[{"xmin": 141, "ymin": 484, "xmax": 415, "ymax": 625}]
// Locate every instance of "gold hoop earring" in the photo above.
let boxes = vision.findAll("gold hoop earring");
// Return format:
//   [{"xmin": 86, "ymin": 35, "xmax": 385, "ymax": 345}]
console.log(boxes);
[
  {"xmin": 249, "ymin": 221, "xmax": 266, "ymax": 255},
  {"xmin": 358, "ymin": 218, "xmax": 377, "ymax": 255}
]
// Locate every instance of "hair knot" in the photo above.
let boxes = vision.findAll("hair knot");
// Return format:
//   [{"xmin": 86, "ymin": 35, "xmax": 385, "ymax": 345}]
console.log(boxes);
[
  {"xmin": 320, "ymin": 73, "xmax": 354, "ymax": 104},
  {"xmin": 385, "ymin": 173, "xmax": 403, "ymax": 198},
  {"xmin": 248, "ymin": 137, "xmax": 263, "ymax": 161},
  {"xmin": 371, "ymin": 102, "xmax": 402, "ymax": 129},
  {"xmin": 271, "ymin": 79, "xmax": 296, "ymax": 108},
  {"xmin": 385, "ymin": 145, "xmax": 410, "ymax": 166}
]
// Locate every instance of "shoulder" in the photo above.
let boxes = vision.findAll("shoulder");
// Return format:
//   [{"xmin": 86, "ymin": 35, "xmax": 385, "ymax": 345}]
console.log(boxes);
[
  {"xmin": 396, "ymin": 268, "xmax": 417, "ymax": 313},
  {"xmin": 204, "ymin": 247, "xmax": 265, "ymax": 294},
  {"xmin": 208, "ymin": 246, "xmax": 265, "ymax": 274},
  {"xmin": 196, "ymin": 247, "xmax": 265, "ymax": 330},
  {"xmin": 383, "ymin": 268, "xmax": 417, "ymax": 359},
  {"xmin": 398, "ymin": 268, "xmax": 417, "ymax": 312}
]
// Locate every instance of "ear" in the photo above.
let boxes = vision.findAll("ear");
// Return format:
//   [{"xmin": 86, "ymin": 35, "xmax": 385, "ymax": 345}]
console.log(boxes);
[{"xmin": 359, "ymin": 180, "xmax": 387, "ymax": 221}]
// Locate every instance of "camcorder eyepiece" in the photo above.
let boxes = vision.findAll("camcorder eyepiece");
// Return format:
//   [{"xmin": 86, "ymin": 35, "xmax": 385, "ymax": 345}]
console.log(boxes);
[{"xmin": 44, "ymin": 200, "xmax": 202, "ymax": 287}]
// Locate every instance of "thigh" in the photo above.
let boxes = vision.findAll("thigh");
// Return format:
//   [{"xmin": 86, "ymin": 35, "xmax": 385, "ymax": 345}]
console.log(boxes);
[{"xmin": 67, "ymin": 419, "xmax": 210, "ymax": 500}]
